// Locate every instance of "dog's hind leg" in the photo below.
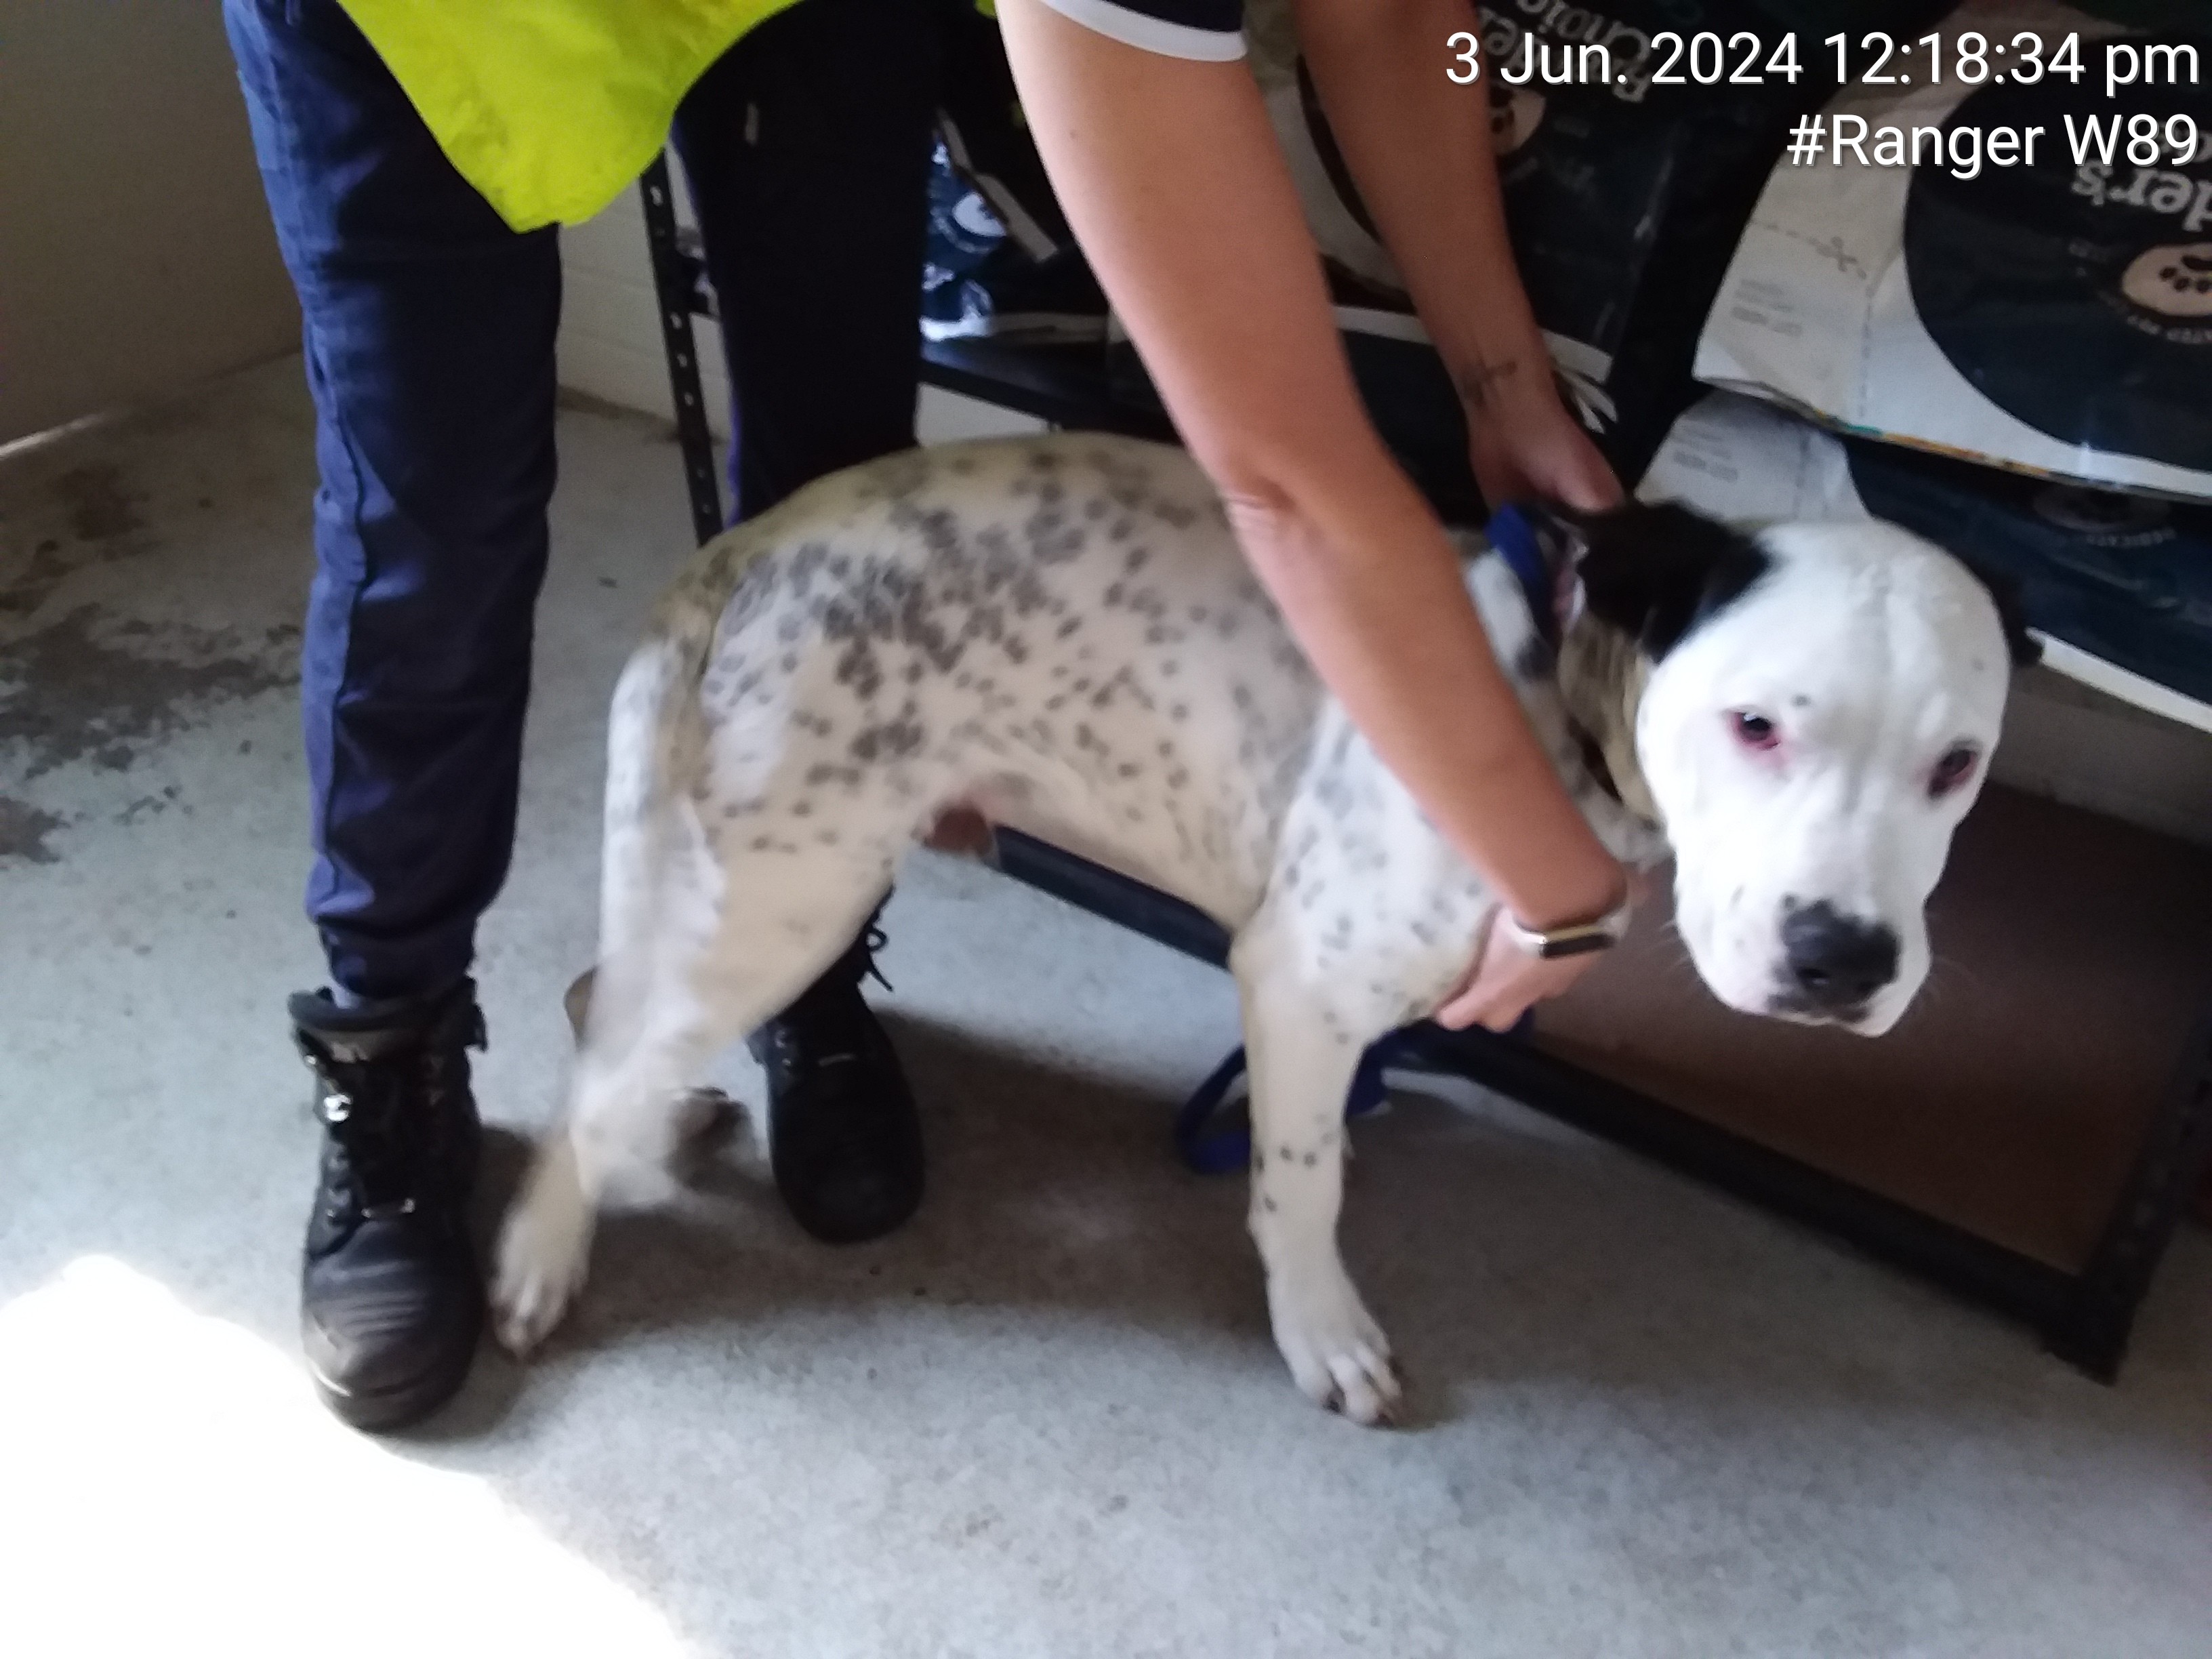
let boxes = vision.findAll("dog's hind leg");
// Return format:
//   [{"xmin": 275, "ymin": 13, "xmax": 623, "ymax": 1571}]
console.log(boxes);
[
  {"xmin": 492, "ymin": 841, "xmax": 899, "ymax": 1355},
  {"xmin": 1231, "ymin": 914, "xmax": 1404, "ymax": 1427}
]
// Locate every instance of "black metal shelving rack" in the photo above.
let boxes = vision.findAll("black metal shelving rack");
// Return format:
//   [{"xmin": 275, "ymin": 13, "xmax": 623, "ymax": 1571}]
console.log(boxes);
[{"xmin": 635, "ymin": 155, "xmax": 2211, "ymax": 1381}]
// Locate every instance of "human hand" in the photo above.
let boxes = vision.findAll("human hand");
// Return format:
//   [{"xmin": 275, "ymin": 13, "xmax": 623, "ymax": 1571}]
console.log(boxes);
[
  {"xmin": 1462, "ymin": 370, "xmax": 1624, "ymax": 515},
  {"xmin": 1433, "ymin": 868, "xmax": 1647, "ymax": 1033}
]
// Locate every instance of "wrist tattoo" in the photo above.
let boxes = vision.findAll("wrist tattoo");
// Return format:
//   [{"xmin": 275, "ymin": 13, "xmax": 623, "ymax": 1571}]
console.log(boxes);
[{"xmin": 1454, "ymin": 356, "xmax": 1521, "ymax": 411}]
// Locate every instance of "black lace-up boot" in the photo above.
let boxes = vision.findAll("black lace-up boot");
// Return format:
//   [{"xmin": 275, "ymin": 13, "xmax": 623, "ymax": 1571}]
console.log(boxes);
[
  {"xmin": 289, "ymin": 980, "xmax": 486, "ymax": 1430},
  {"xmin": 752, "ymin": 921, "xmax": 924, "ymax": 1244}
]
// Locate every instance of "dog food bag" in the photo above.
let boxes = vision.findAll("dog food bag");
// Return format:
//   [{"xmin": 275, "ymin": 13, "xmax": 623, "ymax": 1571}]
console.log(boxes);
[
  {"xmin": 1243, "ymin": 0, "xmax": 1951, "ymax": 481},
  {"xmin": 1642, "ymin": 392, "xmax": 2212, "ymax": 724},
  {"xmin": 1250, "ymin": 0, "xmax": 1696, "ymax": 442},
  {"xmin": 1696, "ymin": 1, "xmax": 2212, "ymax": 500}
]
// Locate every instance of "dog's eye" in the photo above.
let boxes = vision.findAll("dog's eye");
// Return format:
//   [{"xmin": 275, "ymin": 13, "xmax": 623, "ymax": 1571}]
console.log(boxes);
[
  {"xmin": 1729, "ymin": 711, "xmax": 1780, "ymax": 752},
  {"xmin": 1930, "ymin": 744, "xmax": 1980, "ymax": 798}
]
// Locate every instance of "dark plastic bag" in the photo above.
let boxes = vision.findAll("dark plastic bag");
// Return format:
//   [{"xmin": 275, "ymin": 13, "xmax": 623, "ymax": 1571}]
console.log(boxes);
[{"xmin": 1698, "ymin": 2, "xmax": 2211, "ymax": 499}]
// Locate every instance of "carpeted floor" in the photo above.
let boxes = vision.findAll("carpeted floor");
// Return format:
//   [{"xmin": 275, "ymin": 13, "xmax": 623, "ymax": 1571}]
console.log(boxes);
[{"xmin": 2, "ymin": 360, "xmax": 2207, "ymax": 1659}]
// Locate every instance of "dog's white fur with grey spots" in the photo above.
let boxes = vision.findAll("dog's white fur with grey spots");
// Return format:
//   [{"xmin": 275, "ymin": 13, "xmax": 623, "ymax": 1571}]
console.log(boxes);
[{"xmin": 492, "ymin": 432, "xmax": 2022, "ymax": 1425}]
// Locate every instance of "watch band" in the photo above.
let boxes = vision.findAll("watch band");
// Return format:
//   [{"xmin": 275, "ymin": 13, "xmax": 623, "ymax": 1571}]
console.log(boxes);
[{"xmin": 1500, "ymin": 891, "xmax": 1633, "ymax": 960}]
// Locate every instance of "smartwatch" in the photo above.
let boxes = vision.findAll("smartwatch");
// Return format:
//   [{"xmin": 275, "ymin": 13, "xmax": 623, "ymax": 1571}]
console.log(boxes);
[{"xmin": 1498, "ymin": 890, "xmax": 1633, "ymax": 960}]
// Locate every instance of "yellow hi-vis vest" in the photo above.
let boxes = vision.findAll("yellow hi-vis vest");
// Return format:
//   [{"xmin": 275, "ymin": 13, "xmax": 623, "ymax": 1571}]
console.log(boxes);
[{"xmin": 336, "ymin": 0, "xmax": 803, "ymax": 232}]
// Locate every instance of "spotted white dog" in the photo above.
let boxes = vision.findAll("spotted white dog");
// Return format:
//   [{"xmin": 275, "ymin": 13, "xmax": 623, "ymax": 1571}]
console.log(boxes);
[{"xmin": 493, "ymin": 432, "xmax": 2032, "ymax": 1423}]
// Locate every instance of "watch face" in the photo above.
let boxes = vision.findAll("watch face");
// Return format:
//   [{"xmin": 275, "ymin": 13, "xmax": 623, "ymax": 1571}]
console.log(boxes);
[
  {"xmin": 1901, "ymin": 43, "xmax": 2212, "ymax": 476},
  {"xmin": 1540, "ymin": 929, "xmax": 1618, "ymax": 960}
]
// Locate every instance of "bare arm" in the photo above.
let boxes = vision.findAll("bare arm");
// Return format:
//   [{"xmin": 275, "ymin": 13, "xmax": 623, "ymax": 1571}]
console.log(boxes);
[
  {"xmin": 1294, "ymin": 0, "xmax": 1620, "ymax": 510},
  {"xmin": 995, "ymin": 0, "xmax": 1624, "ymax": 947}
]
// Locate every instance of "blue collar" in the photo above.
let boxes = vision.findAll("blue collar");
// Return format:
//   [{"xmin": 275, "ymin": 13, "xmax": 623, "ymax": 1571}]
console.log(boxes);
[
  {"xmin": 1487, "ymin": 504, "xmax": 1557, "ymax": 646},
  {"xmin": 1487, "ymin": 504, "xmax": 1627, "ymax": 806}
]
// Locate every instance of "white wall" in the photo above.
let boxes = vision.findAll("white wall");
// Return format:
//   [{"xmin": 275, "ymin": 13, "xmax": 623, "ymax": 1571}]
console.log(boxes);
[
  {"xmin": 556, "ymin": 186, "xmax": 731, "ymax": 438},
  {"xmin": 0, "ymin": 1, "xmax": 299, "ymax": 445},
  {"xmin": 1994, "ymin": 671, "xmax": 2212, "ymax": 848},
  {"xmin": 553, "ymin": 184, "xmax": 1040, "ymax": 449}
]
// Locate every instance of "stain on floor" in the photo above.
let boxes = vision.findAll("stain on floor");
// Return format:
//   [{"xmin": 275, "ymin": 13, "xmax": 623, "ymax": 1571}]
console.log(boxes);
[
  {"xmin": 1, "ymin": 379, "xmax": 316, "ymax": 868},
  {"xmin": 1, "ymin": 459, "xmax": 162, "ymax": 620},
  {"xmin": 52, "ymin": 462, "xmax": 145, "ymax": 542},
  {"xmin": 115, "ymin": 785, "xmax": 184, "ymax": 827},
  {"xmin": 0, "ymin": 794, "xmax": 64, "ymax": 863},
  {"xmin": 0, "ymin": 605, "xmax": 298, "ymax": 781}
]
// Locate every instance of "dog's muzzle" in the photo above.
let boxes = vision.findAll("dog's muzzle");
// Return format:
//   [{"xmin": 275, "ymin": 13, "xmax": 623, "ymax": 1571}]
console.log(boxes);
[{"xmin": 1769, "ymin": 900, "xmax": 1900, "ymax": 1023}]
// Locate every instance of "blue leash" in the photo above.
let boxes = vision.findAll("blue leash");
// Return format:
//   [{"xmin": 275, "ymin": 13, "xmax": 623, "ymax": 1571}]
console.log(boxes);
[
  {"xmin": 1485, "ymin": 502, "xmax": 1560, "ymax": 649},
  {"xmin": 1172, "ymin": 506, "xmax": 1553, "ymax": 1178},
  {"xmin": 1172, "ymin": 1032, "xmax": 1409, "ymax": 1176},
  {"xmin": 1170, "ymin": 1021, "xmax": 1532, "ymax": 1176}
]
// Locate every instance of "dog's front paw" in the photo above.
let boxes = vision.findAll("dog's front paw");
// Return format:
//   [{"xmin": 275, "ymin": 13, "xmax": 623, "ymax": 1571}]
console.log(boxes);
[
  {"xmin": 491, "ymin": 1147, "xmax": 594, "ymax": 1356},
  {"xmin": 1265, "ymin": 1256, "xmax": 1401, "ymax": 1426}
]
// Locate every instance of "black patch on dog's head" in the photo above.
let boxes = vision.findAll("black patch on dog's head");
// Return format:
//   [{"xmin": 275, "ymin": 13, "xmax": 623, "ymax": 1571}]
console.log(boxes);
[
  {"xmin": 1530, "ymin": 501, "xmax": 1771, "ymax": 661},
  {"xmin": 1954, "ymin": 558, "xmax": 2042, "ymax": 670}
]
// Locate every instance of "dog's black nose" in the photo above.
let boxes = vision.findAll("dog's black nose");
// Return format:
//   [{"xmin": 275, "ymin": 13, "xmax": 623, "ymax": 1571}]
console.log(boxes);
[{"xmin": 1780, "ymin": 901, "xmax": 1899, "ymax": 1015}]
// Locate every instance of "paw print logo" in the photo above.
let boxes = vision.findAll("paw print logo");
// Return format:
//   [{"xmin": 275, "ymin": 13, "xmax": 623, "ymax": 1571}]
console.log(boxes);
[{"xmin": 2121, "ymin": 243, "xmax": 2212, "ymax": 319}]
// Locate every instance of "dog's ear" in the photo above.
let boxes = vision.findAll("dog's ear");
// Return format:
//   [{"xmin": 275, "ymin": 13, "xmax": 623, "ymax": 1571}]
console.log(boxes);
[
  {"xmin": 1523, "ymin": 500, "xmax": 1771, "ymax": 661},
  {"xmin": 1954, "ymin": 558, "xmax": 2043, "ymax": 670}
]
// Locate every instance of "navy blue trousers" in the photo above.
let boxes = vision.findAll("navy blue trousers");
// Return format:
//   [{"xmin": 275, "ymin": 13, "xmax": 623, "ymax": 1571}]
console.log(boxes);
[{"xmin": 224, "ymin": 0, "xmax": 941, "ymax": 1000}]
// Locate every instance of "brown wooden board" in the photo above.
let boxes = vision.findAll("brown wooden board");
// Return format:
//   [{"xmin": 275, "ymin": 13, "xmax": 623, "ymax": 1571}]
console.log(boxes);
[{"xmin": 1532, "ymin": 786, "xmax": 2212, "ymax": 1273}]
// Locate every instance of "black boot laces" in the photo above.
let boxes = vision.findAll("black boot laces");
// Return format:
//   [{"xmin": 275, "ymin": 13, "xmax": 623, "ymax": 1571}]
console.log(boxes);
[
  {"xmin": 773, "ymin": 922, "xmax": 893, "ymax": 1052},
  {"xmin": 856, "ymin": 922, "xmax": 893, "ymax": 994},
  {"xmin": 766, "ymin": 924, "xmax": 897, "ymax": 1170},
  {"xmin": 298, "ymin": 1012, "xmax": 480, "ymax": 1225}
]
